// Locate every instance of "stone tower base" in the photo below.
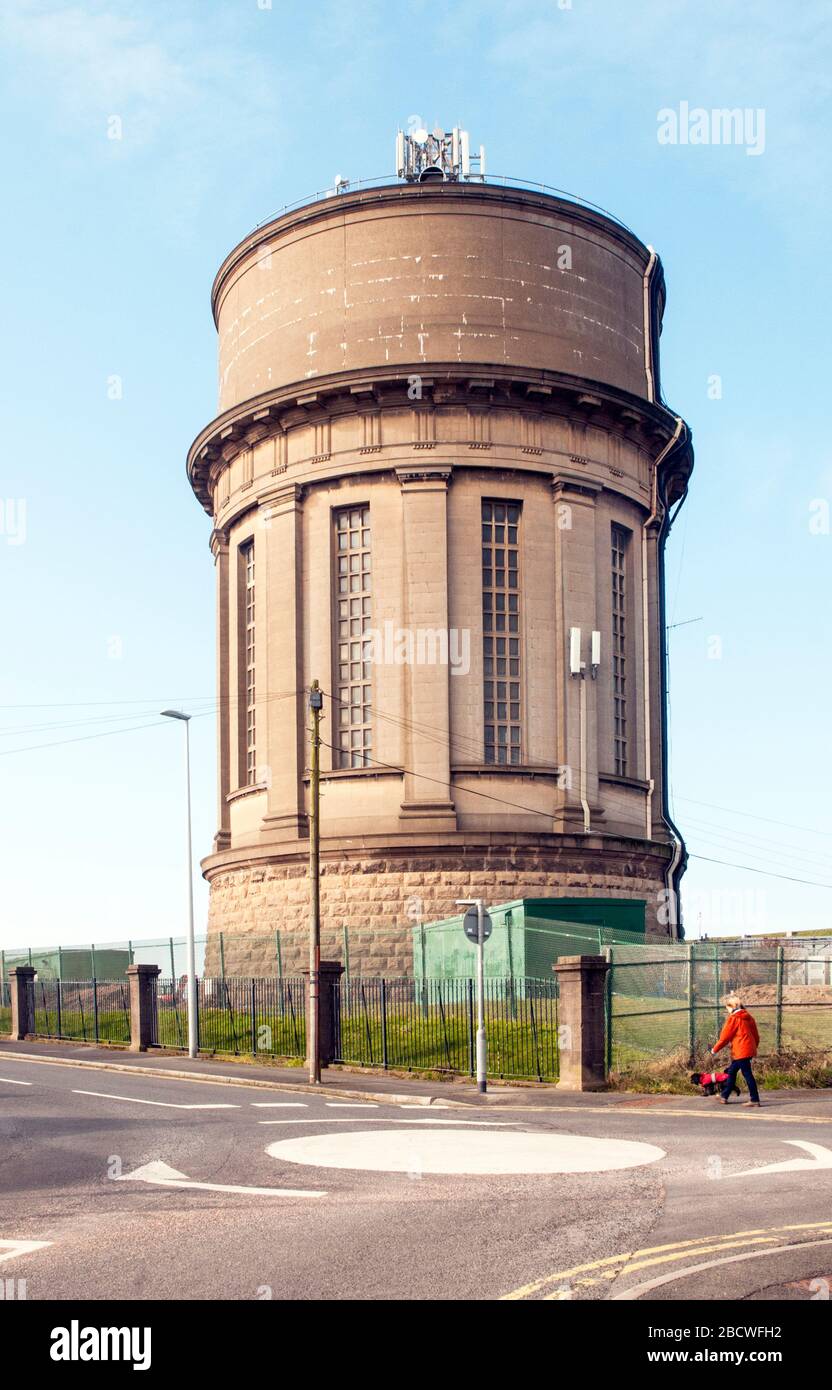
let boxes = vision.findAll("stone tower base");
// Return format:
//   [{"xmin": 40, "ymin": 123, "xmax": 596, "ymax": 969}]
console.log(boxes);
[{"xmin": 203, "ymin": 837, "xmax": 675, "ymax": 977}]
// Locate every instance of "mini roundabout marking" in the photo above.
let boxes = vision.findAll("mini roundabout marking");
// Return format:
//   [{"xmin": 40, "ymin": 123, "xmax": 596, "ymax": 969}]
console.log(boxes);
[{"xmin": 265, "ymin": 1128, "xmax": 666, "ymax": 1176}]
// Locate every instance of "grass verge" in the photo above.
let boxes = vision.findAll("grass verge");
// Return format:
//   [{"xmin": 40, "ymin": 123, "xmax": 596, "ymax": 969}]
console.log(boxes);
[{"xmin": 608, "ymin": 1044, "xmax": 832, "ymax": 1093}]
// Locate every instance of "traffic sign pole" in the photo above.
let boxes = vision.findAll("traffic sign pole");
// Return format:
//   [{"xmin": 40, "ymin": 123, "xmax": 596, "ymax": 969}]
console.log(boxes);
[
  {"xmin": 458, "ymin": 898, "xmax": 490, "ymax": 1094},
  {"xmin": 476, "ymin": 899, "xmax": 487, "ymax": 1094}
]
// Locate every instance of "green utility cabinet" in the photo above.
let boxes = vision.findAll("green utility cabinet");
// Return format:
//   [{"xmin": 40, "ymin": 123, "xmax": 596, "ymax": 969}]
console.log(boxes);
[{"xmin": 412, "ymin": 897, "xmax": 646, "ymax": 981}]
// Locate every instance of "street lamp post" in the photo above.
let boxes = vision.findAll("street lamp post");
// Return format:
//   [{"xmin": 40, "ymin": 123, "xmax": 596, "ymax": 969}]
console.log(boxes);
[{"xmin": 161, "ymin": 709, "xmax": 197, "ymax": 1059}]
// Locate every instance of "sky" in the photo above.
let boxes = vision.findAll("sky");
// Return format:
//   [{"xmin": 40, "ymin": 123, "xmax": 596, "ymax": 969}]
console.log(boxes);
[{"xmin": 1, "ymin": 0, "xmax": 830, "ymax": 952}]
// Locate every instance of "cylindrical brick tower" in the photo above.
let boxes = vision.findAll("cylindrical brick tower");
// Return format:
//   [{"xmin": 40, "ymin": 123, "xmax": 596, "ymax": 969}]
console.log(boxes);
[{"xmin": 187, "ymin": 164, "xmax": 693, "ymax": 975}]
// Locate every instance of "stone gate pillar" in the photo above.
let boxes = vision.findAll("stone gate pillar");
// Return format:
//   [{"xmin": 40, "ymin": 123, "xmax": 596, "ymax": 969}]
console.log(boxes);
[
  {"xmin": 127, "ymin": 964, "xmax": 161, "ymax": 1052},
  {"xmin": 8, "ymin": 966, "xmax": 35, "ymax": 1040},
  {"xmin": 303, "ymin": 959, "xmax": 345, "ymax": 1067},
  {"xmin": 554, "ymin": 954, "xmax": 609, "ymax": 1091}
]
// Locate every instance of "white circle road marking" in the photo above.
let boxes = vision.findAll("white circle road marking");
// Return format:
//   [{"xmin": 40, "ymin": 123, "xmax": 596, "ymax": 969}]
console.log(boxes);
[{"xmin": 266, "ymin": 1129, "xmax": 665, "ymax": 1175}]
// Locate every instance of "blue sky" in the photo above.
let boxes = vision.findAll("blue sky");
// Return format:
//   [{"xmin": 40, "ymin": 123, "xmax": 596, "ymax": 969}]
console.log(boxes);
[{"xmin": 1, "ymin": 0, "xmax": 830, "ymax": 951}]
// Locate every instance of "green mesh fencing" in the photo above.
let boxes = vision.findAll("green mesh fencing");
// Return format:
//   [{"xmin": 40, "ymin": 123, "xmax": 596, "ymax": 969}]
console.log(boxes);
[{"xmin": 608, "ymin": 942, "xmax": 832, "ymax": 1074}]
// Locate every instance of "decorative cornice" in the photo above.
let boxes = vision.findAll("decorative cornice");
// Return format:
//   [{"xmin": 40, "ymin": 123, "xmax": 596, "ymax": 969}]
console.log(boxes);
[
  {"xmin": 187, "ymin": 363, "xmax": 690, "ymax": 516},
  {"xmin": 199, "ymin": 828, "xmax": 676, "ymax": 879}
]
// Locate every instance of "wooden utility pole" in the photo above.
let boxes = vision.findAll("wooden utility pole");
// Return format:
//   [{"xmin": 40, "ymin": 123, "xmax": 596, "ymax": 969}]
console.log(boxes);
[{"xmin": 307, "ymin": 681, "xmax": 323, "ymax": 1083}]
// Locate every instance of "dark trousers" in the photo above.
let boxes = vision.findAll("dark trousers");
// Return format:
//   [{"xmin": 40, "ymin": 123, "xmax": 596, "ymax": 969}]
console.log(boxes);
[{"xmin": 720, "ymin": 1057, "xmax": 759, "ymax": 1103}]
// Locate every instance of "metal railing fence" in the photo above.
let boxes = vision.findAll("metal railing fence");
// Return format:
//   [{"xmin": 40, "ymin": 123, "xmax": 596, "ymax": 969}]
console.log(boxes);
[
  {"xmin": 333, "ymin": 976, "xmax": 559, "ymax": 1081},
  {"xmin": 250, "ymin": 172, "xmax": 640, "ymax": 237},
  {"xmin": 156, "ymin": 976, "xmax": 307, "ymax": 1058},
  {"xmin": 27, "ymin": 978, "xmax": 131, "ymax": 1045},
  {"xmin": 148, "ymin": 973, "xmax": 557, "ymax": 1078}
]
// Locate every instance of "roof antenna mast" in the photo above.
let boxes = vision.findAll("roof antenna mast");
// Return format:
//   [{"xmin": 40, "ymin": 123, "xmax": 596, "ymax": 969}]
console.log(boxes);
[{"xmin": 395, "ymin": 125, "xmax": 486, "ymax": 183}]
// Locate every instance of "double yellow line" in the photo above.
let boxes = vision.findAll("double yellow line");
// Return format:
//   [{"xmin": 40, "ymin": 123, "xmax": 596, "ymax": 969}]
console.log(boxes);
[{"xmin": 501, "ymin": 1219, "xmax": 832, "ymax": 1300}]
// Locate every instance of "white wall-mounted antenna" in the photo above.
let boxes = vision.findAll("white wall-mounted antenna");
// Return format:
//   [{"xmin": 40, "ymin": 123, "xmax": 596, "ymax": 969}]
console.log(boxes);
[
  {"xmin": 591, "ymin": 630, "xmax": 601, "ymax": 677},
  {"xmin": 569, "ymin": 626, "xmax": 584, "ymax": 676}
]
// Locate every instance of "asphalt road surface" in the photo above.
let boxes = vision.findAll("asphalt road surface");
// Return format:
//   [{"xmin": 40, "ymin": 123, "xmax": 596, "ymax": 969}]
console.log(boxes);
[{"xmin": 1, "ymin": 1051, "xmax": 831, "ymax": 1301}]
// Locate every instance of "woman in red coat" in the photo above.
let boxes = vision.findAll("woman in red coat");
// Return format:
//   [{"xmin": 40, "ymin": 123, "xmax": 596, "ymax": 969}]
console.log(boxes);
[{"xmin": 711, "ymin": 995, "xmax": 761, "ymax": 1106}]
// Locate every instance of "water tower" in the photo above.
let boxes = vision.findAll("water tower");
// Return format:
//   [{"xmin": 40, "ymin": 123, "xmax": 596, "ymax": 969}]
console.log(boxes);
[{"xmin": 187, "ymin": 128, "xmax": 693, "ymax": 974}]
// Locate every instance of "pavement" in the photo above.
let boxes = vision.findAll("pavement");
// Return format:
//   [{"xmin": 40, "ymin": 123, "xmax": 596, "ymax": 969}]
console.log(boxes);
[{"xmin": 2, "ymin": 1038, "xmax": 831, "ymax": 1301}]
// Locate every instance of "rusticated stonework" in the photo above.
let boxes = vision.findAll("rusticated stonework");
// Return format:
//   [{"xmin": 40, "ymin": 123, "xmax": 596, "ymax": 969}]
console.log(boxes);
[{"xmin": 204, "ymin": 840, "xmax": 674, "ymax": 978}]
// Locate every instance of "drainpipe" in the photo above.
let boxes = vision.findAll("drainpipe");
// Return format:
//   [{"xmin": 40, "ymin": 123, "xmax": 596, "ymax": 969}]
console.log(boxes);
[
  {"xmin": 643, "ymin": 247, "xmax": 659, "ymax": 405},
  {"xmin": 657, "ymin": 457, "xmax": 691, "ymax": 936},
  {"xmin": 641, "ymin": 421, "xmax": 691, "ymax": 936},
  {"xmin": 641, "ymin": 246, "xmax": 661, "ymax": 842},
  {"xmin": 642, "ymin": 419, "xmax": 682, "ymax": 842}
]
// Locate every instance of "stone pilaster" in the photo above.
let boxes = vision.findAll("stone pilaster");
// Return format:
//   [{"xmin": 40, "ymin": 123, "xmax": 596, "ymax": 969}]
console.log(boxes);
[
  {"xmin": 260, "ymin": 483, "xmax": 307, "ymax": 839},
  {"xmin": 552, "ymin": 474, "xmax": 603, "ymax": 831},
  {"xmin": 395, "ymin": 466, "xmax": 456, "ymax": 832},
  {"xmin": 211, "ymin": 528, "xmax": 231, "ymax": 851}
]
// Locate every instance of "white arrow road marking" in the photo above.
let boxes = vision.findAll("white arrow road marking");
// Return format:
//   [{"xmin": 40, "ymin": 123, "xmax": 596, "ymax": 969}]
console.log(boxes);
[
  {"xmin": 0, "ymin": 1239, "xmax": 52, "ymax": 1264},
  {"xmin": 72, "ymin": 1089, "xmax": 238, "ymax": 1110},
  {"xmin": 731, "ymin": 1140, "xmax": 832, "ymax": 1177},
  {"xmin": 116, "ymin": 1160, "xmax": 325, "ymax": 1198}
]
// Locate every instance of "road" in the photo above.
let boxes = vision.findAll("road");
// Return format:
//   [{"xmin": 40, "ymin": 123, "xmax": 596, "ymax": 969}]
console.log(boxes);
[{"xmin": 1, "ymin": 1050, "xmax": 831, "ymax": 1301}]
